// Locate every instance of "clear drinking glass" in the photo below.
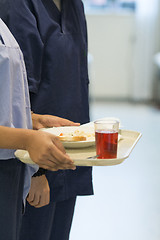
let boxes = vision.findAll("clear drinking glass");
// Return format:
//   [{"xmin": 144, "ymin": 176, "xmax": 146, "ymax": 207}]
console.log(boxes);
[{"xmin": 94, "ymin": 119, "xmax": 119, "ymax": 159}]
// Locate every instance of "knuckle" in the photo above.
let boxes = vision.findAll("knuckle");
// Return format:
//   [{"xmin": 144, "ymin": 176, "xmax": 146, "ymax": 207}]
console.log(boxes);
[{"xmin": 43, "ymin": 189, "xmax": 49, "ymax": 194}]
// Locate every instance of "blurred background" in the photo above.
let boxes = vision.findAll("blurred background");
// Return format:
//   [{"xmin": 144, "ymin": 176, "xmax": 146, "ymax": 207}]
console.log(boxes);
[{"xmin": 70, "ymin": 0, "xmax": 160, "ymax": 239}]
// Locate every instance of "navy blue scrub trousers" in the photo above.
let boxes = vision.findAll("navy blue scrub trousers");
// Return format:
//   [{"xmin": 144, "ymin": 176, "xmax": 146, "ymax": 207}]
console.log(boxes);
[
  {"xmin": 0, "ymin": 158, "xmax": 25, "ymax": 240},
  {"xmin": 20, "ymin": 197, "xmax": 76, "ymax": 240}
]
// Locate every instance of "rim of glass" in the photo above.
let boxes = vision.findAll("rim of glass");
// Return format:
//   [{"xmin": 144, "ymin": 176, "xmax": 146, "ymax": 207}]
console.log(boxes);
[{"xmin": 94, "ymin": 119, "xmax": 119, "ymax": 124}]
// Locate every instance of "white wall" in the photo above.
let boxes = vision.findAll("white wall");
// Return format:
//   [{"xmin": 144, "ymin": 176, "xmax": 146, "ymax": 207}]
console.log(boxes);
[
  {"xmin": 86, "ymin": 12, "xmax": 136, "ymax": 99},
  {"xmin": 132, "ymin": 0, "xmax": 160, "ymax": 101}
]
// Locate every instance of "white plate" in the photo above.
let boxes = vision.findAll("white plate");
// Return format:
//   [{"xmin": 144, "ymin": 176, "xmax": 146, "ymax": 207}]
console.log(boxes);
[
  {"xmin": 40, "ymin": 126, "xmax": 95, "ymax": 149},
  {"xmin": 63, "ymin": 140, "xmax": 95, "ymax": 148}
]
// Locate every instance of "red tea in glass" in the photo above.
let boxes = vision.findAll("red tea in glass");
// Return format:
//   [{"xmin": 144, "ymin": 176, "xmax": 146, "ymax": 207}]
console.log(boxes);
[{"xmin": 95, "ymin": 130, "xmax": 118, "ymax": 159}]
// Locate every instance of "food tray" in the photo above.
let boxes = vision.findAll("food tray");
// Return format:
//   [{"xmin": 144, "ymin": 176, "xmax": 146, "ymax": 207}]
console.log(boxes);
[{"xmin": 15, "ymin": 129, "xmax": 141, "ymax": 166}]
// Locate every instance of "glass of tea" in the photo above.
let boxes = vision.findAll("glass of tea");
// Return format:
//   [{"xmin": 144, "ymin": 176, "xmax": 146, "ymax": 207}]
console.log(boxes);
[{"xmin": 94, "ymin": 119, "xmax": 119, "ymax": 159}]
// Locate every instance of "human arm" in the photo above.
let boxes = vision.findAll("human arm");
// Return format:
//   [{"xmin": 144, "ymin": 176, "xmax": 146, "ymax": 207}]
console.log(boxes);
[{"xmin": 0, "ymin": 126, "xmax": 75, "ymax": 171}]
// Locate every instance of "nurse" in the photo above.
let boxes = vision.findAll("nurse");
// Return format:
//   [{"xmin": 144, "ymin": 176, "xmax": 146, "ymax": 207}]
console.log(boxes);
[
  {"xmin": 0, "ymin": 0, "xmax": 93, "ymax": 239},
  {"xmin": 0, "ymin": 18, "xmax": 76, "ymax": 240}
]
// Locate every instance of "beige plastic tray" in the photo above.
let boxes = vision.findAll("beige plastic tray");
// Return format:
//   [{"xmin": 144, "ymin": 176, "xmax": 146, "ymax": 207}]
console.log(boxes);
[{"xmin": 15, "ymin": 129, "xmax": 141, "ymax": 166}]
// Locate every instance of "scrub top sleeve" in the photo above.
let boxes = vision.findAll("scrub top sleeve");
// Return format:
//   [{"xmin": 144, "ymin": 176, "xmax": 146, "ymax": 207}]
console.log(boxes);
[{"xmin": 1, "ymin": 0, "xmax": 44, "ymax": 94}]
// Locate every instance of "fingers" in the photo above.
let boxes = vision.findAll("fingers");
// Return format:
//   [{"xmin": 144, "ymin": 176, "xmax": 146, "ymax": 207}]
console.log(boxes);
[
  {"xmin": 38, "ymin": 158, "xmax": 76, "ymax": 171},
  {"xmin": 49, "ymin": 143, "xmax": 75, "ymax": 168},
  {"xmin": 52, "ymin": 135, "xmax": 66, "ymax": 154},
  {"xmin": 38, "ymin": 192, "xmax": 50, "ymax": 208},
  {"xmin": 27, "ymin": 192, "xmax": 34, "ymax": 203},
  {"xmin": 27, "ymin": 192, "xmax": 41, "ymax": 207},
  {"xmin": 52, "ymin": 117, "xmax": 80, "ymax": 127},
  {"xmin": 39, "ymin": 157, "xmax": 76, "ymax": 171},
  {"xmin": 27, "ymin": 195, "xmax": 49, "ymax": 208},
  {"xmin": 27, "ymin": 193, "xmax": 40, "ymax": 207},
  {"xmin": 29, "ymin": 131, "xmax": 76, "ymax": 171},
  {"xmin": 60, "ymin": 120, "xmax": 80, "ymax": 126},
  {"xmin": 27, "ymin": 192, "xmax": 50, "ymax": 208},
  {"xmin": 38, "ymin": 159, "xmax": 64, "ymax": 169},
  {"xmin": 46, "ymin": 136, "xmax": 76, "ymax": 170},
  {"xmin": 40, "ymin": 115, "xmax": 80, "ymax": 128}
]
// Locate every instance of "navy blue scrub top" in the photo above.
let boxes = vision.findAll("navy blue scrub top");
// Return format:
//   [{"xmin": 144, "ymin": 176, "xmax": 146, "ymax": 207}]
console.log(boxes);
[{"xmin": 0, "ymin": 0, "xmax": 93, "ymax": 201}]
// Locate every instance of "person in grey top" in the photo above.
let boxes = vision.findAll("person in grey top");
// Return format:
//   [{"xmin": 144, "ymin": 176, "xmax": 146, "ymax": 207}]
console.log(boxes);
[{"xmin": 0, "ymin": 19, "xmax": 77, "ymax": 240}]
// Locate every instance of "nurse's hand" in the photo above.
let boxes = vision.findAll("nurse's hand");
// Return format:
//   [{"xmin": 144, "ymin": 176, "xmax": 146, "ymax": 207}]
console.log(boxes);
[
  {"xmin": 26, "ymin": 130, "xmax": 76, "ymax": 171},
  {"xmin": 31, "ymin": 113, "xmax": 80, "ymax": 130},
  {"xmin": 27, "ymin": 175, "xmax": 50, "ymax": 208}
]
